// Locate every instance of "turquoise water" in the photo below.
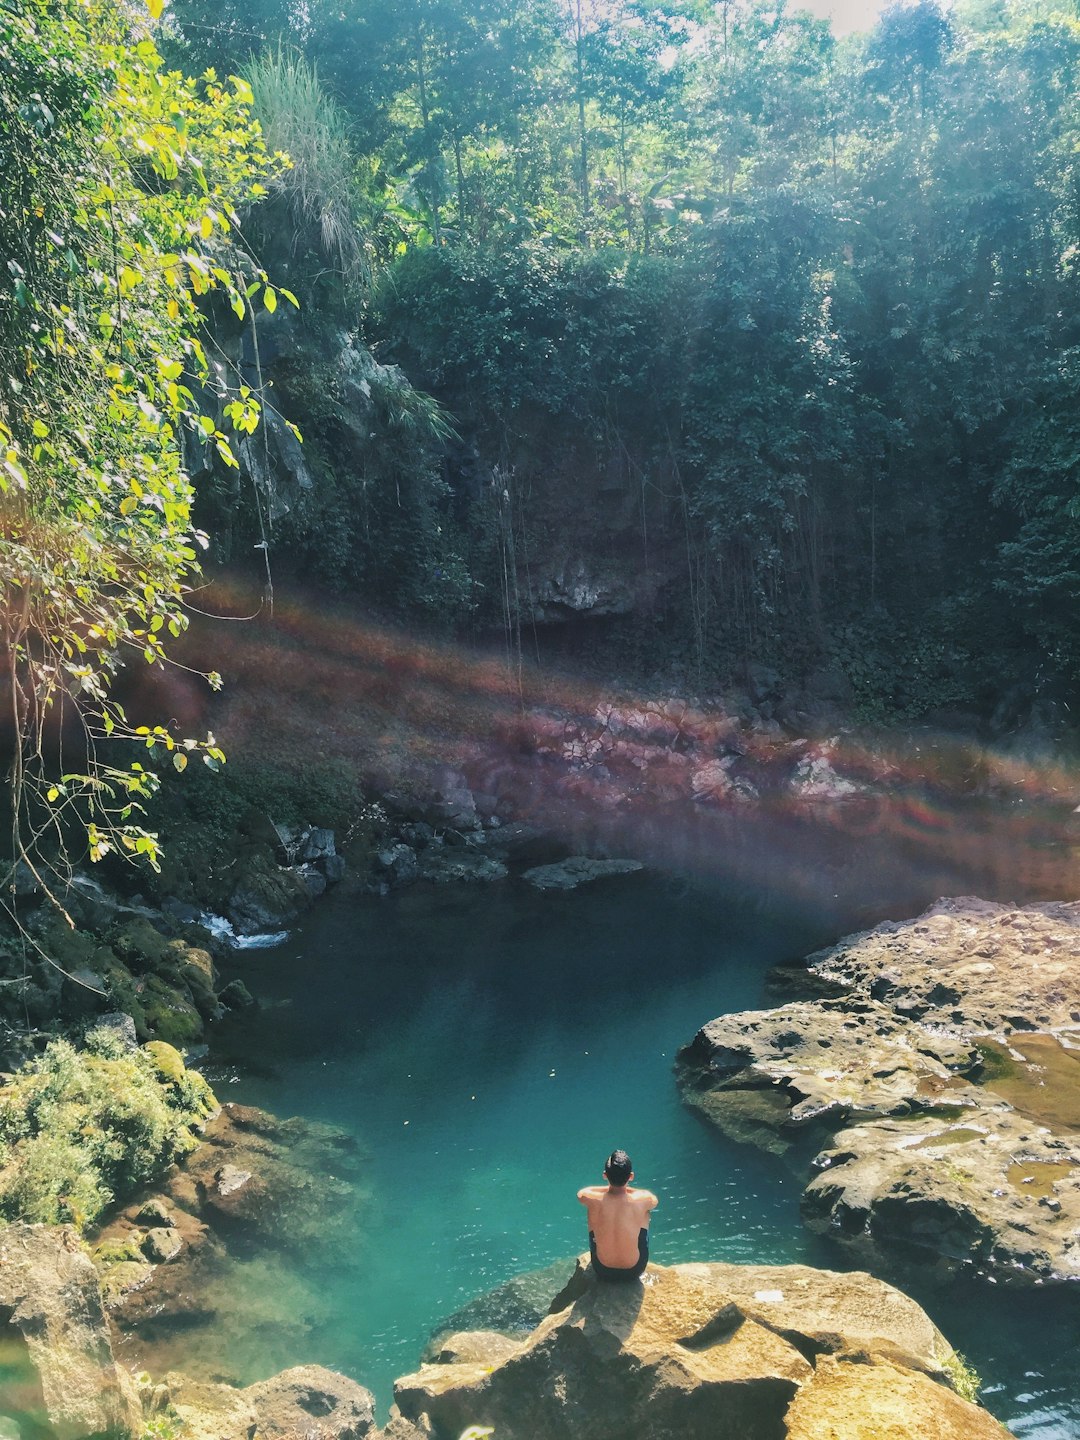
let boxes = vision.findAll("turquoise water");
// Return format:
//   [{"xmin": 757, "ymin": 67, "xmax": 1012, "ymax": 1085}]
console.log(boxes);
[{"xmin": 148, "ymin": 871, "xmax": 1080, "ymax": 1436}]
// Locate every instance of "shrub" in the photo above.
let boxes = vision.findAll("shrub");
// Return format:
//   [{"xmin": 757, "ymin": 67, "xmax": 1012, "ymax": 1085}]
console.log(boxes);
[{"xmin": 0, "ymin": 1035, "xmax": 216, "ymax": 1230}]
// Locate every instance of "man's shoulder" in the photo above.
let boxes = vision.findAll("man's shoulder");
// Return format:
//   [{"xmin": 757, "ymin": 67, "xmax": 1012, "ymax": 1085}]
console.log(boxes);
[
  {"xmin": 577, "ymin": 1185, "xmax": 605, "ymax": 1201},
  {"xmin": 634, "ymin": 1188, "xmax": 659, "ymax": 1207}
]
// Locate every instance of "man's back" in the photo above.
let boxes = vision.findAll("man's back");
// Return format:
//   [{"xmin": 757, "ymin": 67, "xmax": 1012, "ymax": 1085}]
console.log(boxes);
[{"xmin": 578, "ymin": 1182, "xmax": 657, "ymax": 1268}]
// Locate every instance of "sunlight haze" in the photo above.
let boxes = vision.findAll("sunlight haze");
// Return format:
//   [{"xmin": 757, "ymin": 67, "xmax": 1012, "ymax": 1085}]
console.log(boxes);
[{"xmin": 799, "ymin": 0, "xmax": 889, "ymax": 33}]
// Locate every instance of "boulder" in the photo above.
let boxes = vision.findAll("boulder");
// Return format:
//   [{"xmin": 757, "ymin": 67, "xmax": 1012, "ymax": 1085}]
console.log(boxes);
[
  {"xmin": 96, "ymin": 1103, "xmax": 366, "ymax": 1340},
  {"xmin": 299, "ymin": 828, "xmax": 337, "ymax": 863},
  {"xmin": 243, "ymin": 1365, "xmax": 375, "ymax": 1439},
  {"xmin": 417, "ymin": 851, "xmax": 508, "ymax": 885},
  {"xmin": 784, "ymin": 1355, "xmax": 1010, "ymax": 1439},
  {"xmin": 394, "ymin": 1259, "xmax": 1004, "ymax": 1440},
  {"xmin": 375, "ymin": 844, "xmax": 421, "ymax": 887},
  {"xmin": 164, "ymin": 1363, "xmax": 375, "ymax": 1440},
  {"xmin": 0, "ymin": 1223, "xmax": 140, "ymax": 1440},
  {"xmin": 789, "ymin": 752, "xmax": 863, "ymax": 800},
  {"xmin": 226, "ymin": 865, "xmax": 310, "ymax": 934}
]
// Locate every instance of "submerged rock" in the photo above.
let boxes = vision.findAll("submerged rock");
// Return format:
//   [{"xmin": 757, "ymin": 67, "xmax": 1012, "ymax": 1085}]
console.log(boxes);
[
  {"xmin": 95, "ymin": 1102, "xmax": 367, "ymax": 1343},
  {"xmin": 429, "ymin": 1256, "xmax": 578, "ymax": 1343},
  {"xmin": 678, "ymin": 897, "xmax": 1080, "ymax": 1285},
  {"xmin": 521, "ymin": 857, "xmax": 644, "ymax": 890},
  {"xmin": 391, "ymin": 1259, "xmax": 1009, "ymax": 1440}
]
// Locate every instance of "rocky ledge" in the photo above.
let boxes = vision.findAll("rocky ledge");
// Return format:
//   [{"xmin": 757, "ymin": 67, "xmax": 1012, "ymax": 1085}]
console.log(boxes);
[
  {"xmin": 388, "ymin": 1257, "xmax": 1009, "ymax": 1440},
  {"xmin": 677, "ymin": 896, "xmax": 1080, "ymax": 1284},
  {"xmin": 3, "ymin": 1226, "xmax": 1012, "ymax": 1440}
]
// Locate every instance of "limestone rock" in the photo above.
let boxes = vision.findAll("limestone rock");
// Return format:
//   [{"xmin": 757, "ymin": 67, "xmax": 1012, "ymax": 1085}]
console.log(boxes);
[
  {"xmin": 165, "ymin": 1364, "xmax": 375, "ymax": 1440},
  {"xmin": 243, "ymin": 1365, "xmax": 375, "ymax": 1438},
  {"xmin": 394, "ymin": 1260, "xmax": 1000, "ymax": 1440},
  {"xmin": 802, "ymin": 1107, "xmax": 1080, "ymax": 1282},
  {"xmin": 0, "ymin": 1223, "xmax": 140, "ymax": 1440},
  {"xmin": 521, "ymin": 857, "xmax": 644, "ymax": 890},
  {"xmin": 784, "ymin": 1356, "xmax": 1011, "ymax": 1439},
  {"xmin": 678, "ymin": 896, "xmax": 1080, "ymax": 1284},
  {"xmin": 801, "ymin": 895, "xmax": 1080, "ymax": 1035},
  {"xmin": 677, "ymin": 999, "xmax": 978, "ymax": 1154}
]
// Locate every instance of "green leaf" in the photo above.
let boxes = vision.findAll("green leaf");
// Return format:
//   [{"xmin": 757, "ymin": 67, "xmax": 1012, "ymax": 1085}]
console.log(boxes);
[{"xmin": 263, "ymin": 286, "xmax": 277, "ymax": 313}]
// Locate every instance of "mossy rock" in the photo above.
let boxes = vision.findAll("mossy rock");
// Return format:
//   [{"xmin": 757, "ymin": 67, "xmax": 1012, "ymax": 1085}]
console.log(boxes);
[
  {"xmin": 141, "ymin": 976, "xmax": 204, "ymax": 1046},
  {"xmin": 109, "ymin": 917, "xmax": 172, "ymax": 974},
  {"xmin": 144, "ymin": 1040, "xmax": 190, "ymax": 1086},
  {"xmin": 144, "ymin": 1041, "xmax": 217, "ymax": 1121},
  {"xmin": 35, "ymin": 916, "xmax": 100, "ymax": 973},
  {"xmin": 93, "ymin": 1233, "xmax": 146, "ymax": 1266},
  {"xmin": 98, "ymin": 1257, "xmax": 154, "ymax": 1306},
  {"xmin": 101, "ymin": 962, "xmax": 149, "ymax": 1037}
]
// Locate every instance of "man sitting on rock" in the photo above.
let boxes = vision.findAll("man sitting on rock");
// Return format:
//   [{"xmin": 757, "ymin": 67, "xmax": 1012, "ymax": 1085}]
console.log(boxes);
[{"xmin": 577, "ymin": 1149, "xmax": 657, "ymax": 1282}]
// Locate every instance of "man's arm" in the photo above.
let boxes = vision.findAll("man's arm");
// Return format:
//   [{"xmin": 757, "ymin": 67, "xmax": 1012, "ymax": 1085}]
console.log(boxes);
[
  {"xmin": 577, "ymin": 1185, "xmax": 603, "ymax": 1204},
  {"xmin": 637, "ymin": 1189, "xmax": 659, "ymax": 1210}
]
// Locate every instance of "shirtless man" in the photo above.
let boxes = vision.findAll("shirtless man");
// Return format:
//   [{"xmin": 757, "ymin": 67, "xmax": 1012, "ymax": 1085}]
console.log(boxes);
[{"xmin": 577, "ymin": 1149, "xmax": 658, "ymax": 1282}]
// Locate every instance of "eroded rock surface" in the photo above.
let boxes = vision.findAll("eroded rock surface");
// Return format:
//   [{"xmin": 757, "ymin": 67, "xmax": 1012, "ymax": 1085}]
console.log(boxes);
[
  {"xmin": 162, "ymin": 1364, "xmax": 375, "ymax": 1440},
  {"xmin": 0, "ymin": 1223, "xmax": 140, "ymax": 1440},
  {"xmin": 677, "ymin": 897, "xmax": 1080, "ymax": 1283},
  {"xmin": 390, "ymin": 1259, "xmax": 1009, "ymax": 1440}
]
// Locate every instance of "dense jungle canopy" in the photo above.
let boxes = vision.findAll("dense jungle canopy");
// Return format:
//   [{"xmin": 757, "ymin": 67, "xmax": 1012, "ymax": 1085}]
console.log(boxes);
[{"xmin": 4, "ymin": 0, "xmax": 1080, "ymax": 869}]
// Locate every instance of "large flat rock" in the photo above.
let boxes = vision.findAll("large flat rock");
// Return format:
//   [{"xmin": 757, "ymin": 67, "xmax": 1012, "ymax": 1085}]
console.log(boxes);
[
  {"xmin": 677, "ymin": 897, "xmax": 1080, "ymax": 1284},
  {"xmin": 391, "ymin": 1259, "xmax": 1007, "ymax": 1440}
]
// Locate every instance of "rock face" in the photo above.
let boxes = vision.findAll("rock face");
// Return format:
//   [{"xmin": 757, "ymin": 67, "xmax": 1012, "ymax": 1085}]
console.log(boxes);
[
  {"xmin": 390, "ymin": 1259, "xmax": 1010, "ymax": 1440},
  {"xmin": 677, "ymin": 897, "xmax": 1080, "ymax": 1284},
  {"xmin": 0, "ymin": 1223, "xmax": 140, "ymax": 1440}
]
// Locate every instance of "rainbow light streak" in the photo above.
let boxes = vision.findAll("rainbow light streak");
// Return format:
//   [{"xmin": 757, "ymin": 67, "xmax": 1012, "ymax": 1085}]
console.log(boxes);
[{"xmin": 147, "ymin": 578, "xmax": 1080, "ymax": 926}]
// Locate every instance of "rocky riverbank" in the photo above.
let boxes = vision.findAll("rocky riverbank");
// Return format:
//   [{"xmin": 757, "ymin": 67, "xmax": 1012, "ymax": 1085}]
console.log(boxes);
[
  {"xmin": 677, "ymin": 896, "xmax": 1080, "ymax": 1285},
  {"xmin": 2, "ymin": 1219, "xmax": 1012, "ymax": 1440}
]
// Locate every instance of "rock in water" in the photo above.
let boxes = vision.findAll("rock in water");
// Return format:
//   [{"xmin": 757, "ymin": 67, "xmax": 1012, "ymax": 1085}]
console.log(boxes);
[
  {"xmin": 676, "ymin": 896, "xmax": 1080, "ymax": 1285},
  {"xmin": 391, "ymin": 1260, "xmax": 1009, "ymax": 1440},
  {"xmin": 521, "ymin": 857, "xmax": 644, "ymax": 890},
  {"xmin": 0, "ymin": 1223, "xmax": 140, "ymax": 1440}
]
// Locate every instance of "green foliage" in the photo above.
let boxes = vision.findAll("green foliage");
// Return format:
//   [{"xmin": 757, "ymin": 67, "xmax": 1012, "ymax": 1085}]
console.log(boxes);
[
  {"xmin": 243, "ymin": 46, "xmax": 372, "ymax": 303},
  {"xmin": 942, "ymin": 1347, "xmax": 983, "ymax": 1403},
  {"xmin": 0, "ymin": 1034, "xmax": 216, "ymax": 1230},
  {"xmin": 146, "ymin": 0, "xmax": 1080, "ymax": 706},
  {"xmin": 0, "ymin": 0, "xmax": 275, "ymax": 896}
]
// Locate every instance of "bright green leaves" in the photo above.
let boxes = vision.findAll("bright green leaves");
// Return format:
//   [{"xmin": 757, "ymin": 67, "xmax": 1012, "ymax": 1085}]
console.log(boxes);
[{"xmin": 0, "ymin": 0, "xmax": 278, "ymax": 890}]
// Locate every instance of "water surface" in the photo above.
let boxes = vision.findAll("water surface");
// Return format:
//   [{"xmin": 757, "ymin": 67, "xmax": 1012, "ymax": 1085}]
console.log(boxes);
[{"xmin": 149, "ymin": 869, "xmax": 1080, "ymax": 1436}]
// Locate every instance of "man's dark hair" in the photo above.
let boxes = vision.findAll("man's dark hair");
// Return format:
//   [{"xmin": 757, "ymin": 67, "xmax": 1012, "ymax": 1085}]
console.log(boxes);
[{"xmin": 604, "ymin": 1149, "xmax": 633, "ymax": 1186}]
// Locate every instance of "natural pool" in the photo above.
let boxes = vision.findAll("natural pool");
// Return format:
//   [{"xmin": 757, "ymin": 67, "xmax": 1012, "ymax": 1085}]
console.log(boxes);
[{"xmin": 142, "ymin": 867, "xmax": 1080, "ymax": 1437}]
